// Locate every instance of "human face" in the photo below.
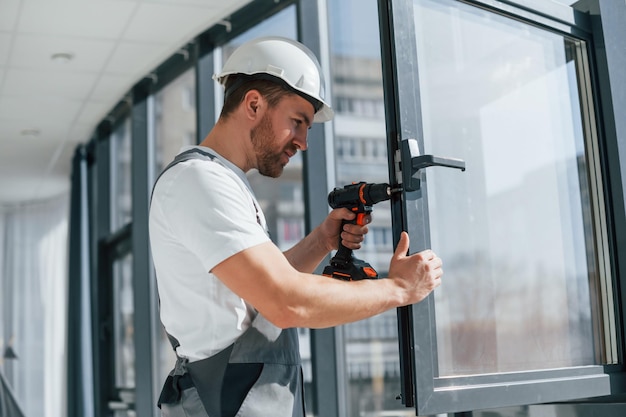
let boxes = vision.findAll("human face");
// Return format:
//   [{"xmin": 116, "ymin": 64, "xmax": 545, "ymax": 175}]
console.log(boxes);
[{"xmin": 250, "ymin": 94, "xmax": 314, "ymax": 178}]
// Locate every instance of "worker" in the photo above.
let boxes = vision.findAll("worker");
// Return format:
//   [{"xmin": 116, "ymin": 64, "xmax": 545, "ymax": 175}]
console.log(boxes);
[{"xmin": 149, "ymin": 36, "xmax": 443, "ymax": 417}]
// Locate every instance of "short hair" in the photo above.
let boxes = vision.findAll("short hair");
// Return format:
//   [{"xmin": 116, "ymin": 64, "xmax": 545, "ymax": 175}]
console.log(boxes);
[{"xmin": 219, "ymin": 74, "xmax": 295, "ymax": 119}]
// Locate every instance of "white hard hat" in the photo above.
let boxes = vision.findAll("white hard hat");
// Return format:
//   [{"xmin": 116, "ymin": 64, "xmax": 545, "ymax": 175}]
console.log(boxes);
[{"xmin": 214, "ymin": 36, "xmax": 334, "ymax": 123}]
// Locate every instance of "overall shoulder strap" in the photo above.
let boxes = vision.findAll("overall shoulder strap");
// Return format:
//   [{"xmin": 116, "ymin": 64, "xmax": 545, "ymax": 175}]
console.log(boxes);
[
  {"xmin": 151, "ymin": 148, "xmax": 219, "ymax": 352},
  {"xmin": 152, "ymin": 147, "xmax": 264, "ymax": 352},
  {"xmin": 152, "ymin": 148, "xmax": 218, "ymax": 199}
]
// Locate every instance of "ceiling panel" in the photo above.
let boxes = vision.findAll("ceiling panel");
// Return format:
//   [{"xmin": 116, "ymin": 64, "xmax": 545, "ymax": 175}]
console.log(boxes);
[
  {"xmin": 11, "ymin": 33, "xmax": 116, "ymax": 72},
  {"xmin": 67, "ymin": 123, "xmax": 97, "ymax": 144},
  {"xmin": 18, "ymin": 0, "xmax": 137, "ymax": 39},
  {"xmin": 91, "ymin": 73, "xmax": 134, "ymax": 102},
  {"xmin": 75, "ymin": 100, "xmax": 120, "ymax": 128},
  {"xmin": 141, "ymin": 0, "xmax": 228, "ymax": 6},
  {"xmin": 126, "ymin": 2, "xmax": 221, "ymax": 43},
  {"xmin": 0, "ymin": 176, "xmax": 70, "ymax": 203},
  {"xmin": 0, "ymin": 96, "xmax": 84, "ymax": 125},
  {"xmin": 3, "ymin": 68, "xmax": 99, "ymax": 99},
  {"xmin": 0, "ymin": 0, "xmax": 20, "ymax": 31},
  {"xmin": 104, "ymin": 40, "xmax": 167, "ymax": 74},
  {"xmin": 0, "ymin": 117, "xmax": 69, "ymax": 141},
  {"xmin": 1, "ymin": 133, "xmax": 65, "ymax": 168},
  {"xmin": 0, "ymin": 33, "xmax": 12, "ymax": 66}
]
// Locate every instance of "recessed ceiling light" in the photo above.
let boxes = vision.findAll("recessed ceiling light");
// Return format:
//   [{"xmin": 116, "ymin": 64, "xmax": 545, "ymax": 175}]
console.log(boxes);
[{"xmin": 50, "ymin": 52, "xmax": 74, "ymax": 63}]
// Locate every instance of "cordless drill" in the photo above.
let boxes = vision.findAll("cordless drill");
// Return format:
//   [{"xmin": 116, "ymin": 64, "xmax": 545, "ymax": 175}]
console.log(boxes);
[{"xmin": 322, "ymin": 182, "xmax": 399, "ymax": 281}]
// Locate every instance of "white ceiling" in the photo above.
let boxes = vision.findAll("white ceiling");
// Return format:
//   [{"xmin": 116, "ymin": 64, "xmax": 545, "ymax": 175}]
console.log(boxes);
[{"xmin": 0, "ymin": 0, "xmax": 251, "ymax": 204}]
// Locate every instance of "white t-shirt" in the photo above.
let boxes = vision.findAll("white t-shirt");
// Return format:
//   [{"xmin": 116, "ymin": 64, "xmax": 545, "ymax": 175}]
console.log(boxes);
[{"xmin": 149, "ymin": 146, "xmax": 271, "ymax": 362}]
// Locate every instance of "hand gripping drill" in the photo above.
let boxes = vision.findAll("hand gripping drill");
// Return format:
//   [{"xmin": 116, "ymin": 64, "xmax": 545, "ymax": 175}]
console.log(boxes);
[{"xmin": 322, "ymin": 182, "xmax": 400, "ymax": 281}]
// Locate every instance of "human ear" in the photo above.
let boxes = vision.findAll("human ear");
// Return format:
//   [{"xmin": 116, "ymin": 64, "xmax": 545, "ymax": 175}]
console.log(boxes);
[{"xmin": 243, "ymin": 90, "xmax": 263, "ymax": 120}]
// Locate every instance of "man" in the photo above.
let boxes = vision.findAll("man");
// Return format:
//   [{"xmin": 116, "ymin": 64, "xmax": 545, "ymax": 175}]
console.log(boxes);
[{"xmin": 149, "ymin": 36, "xmax": 442, "ymax": 417}]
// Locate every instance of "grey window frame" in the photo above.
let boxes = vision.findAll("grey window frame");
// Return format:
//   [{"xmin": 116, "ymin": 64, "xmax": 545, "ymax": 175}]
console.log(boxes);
[{"xmin": 377, "ymin": 0, "xmax": 620, "ymax": 414}]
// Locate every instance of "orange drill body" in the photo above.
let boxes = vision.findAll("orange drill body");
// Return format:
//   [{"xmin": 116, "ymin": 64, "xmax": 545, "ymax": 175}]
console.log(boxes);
[{"xmin": 322, "ymin": 182, "xmax": 397, "ymax": 281}]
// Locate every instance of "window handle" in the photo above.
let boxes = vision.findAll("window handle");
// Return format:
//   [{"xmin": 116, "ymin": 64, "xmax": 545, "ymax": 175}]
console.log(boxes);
[{"xmin": 400, "ymin": 138, "xmax": 466, "ymax": 192}]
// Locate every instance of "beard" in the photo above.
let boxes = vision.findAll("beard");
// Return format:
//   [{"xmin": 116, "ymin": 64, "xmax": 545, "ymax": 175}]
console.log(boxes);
[{"xmin": 250, "ymin": 113, "xmax": 297, "ymax": 178}]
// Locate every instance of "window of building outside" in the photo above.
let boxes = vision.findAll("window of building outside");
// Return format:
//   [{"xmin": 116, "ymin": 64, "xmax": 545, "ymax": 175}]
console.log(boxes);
[
  {"xmin": 110, "ymin": 118, "xmax": 133, "ymax": 231},
  {"xmin": 153, "ymin": 67, "xmax": 198, "ymax": 385},
  {"xmin": 215, "ymin": 3, "xmax": 320, "ymax": 408},
  {"xmin": 413, "ymin": 0, "xmax": 601, "ymax": 376},
  {"xmin": 114, "ymin": 252, "xmax": 135, "ymax": 389},
  {"xmin": 154, "ymin": 68, "xmax": 197, "ymax": 175},
  {"xmin": 328, "ymin": 0, "xmax": 402, "ymax": 416},
  {"xmin": 218, "ymin": 5, "xmax": 298, "ymax": 246}
]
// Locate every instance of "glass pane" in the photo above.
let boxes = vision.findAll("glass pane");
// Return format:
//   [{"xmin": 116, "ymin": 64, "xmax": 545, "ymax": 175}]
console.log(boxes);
[
  {"xmin": 215, "ymin": 2, "xmax": 319, "ymax": 408},
  {"xmin": 152, "ymin": 68, "xmax": 197, "ymax": 385},
  {"xmin": 114, "ymin": 252, "xmax": 135, "ymax": 388},
  {"xmin": 216, "ymin": 6, "xmax": 304, "ymax": 250},
  {"xmin": 413, "ymin": 0, "xmax": 597, "ymax": 376},
  {"xmin": 111, "ymin": 118, "xmax": 132, "ymax": 230},
  {"xmin": 220, "ymin": 6, "xmax": 296, "ymax": 59},
  {"xmin": 328, "ymin": 0, "xmax": 404, "ymax": 415},
  {"xmin": 154, "ymin": 67, "xmax": 197, "ymax": 176},
  {"xmin": 218, "ymin": 6, "xmax": 297, "ymax": 252}
]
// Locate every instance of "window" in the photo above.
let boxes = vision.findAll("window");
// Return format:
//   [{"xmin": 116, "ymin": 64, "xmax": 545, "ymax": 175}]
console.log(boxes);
[
  {"xmin": 217, "ymin": 5, "xmax": 298, "ymax": 246},
  {"xmin": 110, "ymin": 119, "xmax": 132, "ymax": 230},
  {"xmin": 154, "ymin": 68, "xmax": 197, "ymax": 175},
  {"xmin": 152, "ymin": 68, "xmax": 199, "ymax": 385},
  {"xmin": 384, "ymin": 0, "xmax": 611, "ymax": 413},
  {"xmin": 114, "ymin": 253, "xmax": 135, "ymax": 388},
  {"xmin": 417, "ymin": 0, "xmax": 602, "ymax": 375},
  {"xmin": 328, "ymin": 0, "xmax": 403, "ymax": 415},
  {"xmin": 214, "ymin": 2, "xmax": 324, "ymax": 409}
]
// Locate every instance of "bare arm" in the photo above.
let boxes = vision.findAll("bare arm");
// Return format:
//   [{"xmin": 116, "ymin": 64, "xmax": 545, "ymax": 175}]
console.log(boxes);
[{"xmin": 211, "ymin": 231, "xmax": 442, "ymax": 329}]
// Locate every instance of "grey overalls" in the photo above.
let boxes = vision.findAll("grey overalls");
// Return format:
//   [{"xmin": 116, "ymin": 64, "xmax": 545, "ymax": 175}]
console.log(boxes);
[{"xmin": 153, "ymin": 148, "xmax": 305, "ymax": 417}]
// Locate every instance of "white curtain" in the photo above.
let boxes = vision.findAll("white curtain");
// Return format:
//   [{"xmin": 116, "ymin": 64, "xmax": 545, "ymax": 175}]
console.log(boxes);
[{"xmin": 0, "ymin": 193, "xmax": 69, "ymax": 417}]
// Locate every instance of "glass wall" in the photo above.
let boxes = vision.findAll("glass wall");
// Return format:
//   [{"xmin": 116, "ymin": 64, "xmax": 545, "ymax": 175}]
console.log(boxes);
[
  {"xmin": 214, "ymin": 4, "xmax": 335, "ymax": 411},
  {"xmin": 0, "ymin": 197, "xmax": 69, "ymax": 417},
  {"xmin": 218, "ymin": 5, "xmax": 300, "ymax": 249},
  {"xmin": 328, "ymin": 0, "xmax": 403, "ymax": 415},
  {"xmin": 215, "ymin": 3, "xmax": 323, "ymax": 407},
  {"xmin": 154, "ymin": 68, "xmax": 197, "ymax": 175},
  {"xmin": 114, "ymin": 253, "xmax": 135, "ymax": 388},
  {"xmin": 65, "ymin": 1, "xmax": 626, "ymax": 416},
  {"xmin": 152, "ymin": 67, "xmax": 198, "ymax": 386},
  {"xmin": 413, "ymin": 0, "xmax": 598, "ymax": 375},
  {"xmin": 110, "ymin": 119, "xmax": 133, "ymax": 230}
]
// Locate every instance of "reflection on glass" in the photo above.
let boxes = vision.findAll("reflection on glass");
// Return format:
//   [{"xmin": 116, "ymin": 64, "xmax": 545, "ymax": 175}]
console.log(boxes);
[
  {"xmin": 329, "ymin": 0, "xmax": 403, "ymax": 415},
  {"xmin": 111, "ymin": 119, "xmax": 132, "ymax": 230},
  {"xmin": 153, "ymin": 68, "xmax": 198, "ymax": 384},
  {"xmin": 215, "ymin": 3, "xmax": 321, "ymax": 410},
  {"xmin": 413, "ymin": 0, "xmax": 596, "ymax": 375},
  {"xmin": 114, "ymin": 253, "xmax": 135, "ymax": 388},
  {"xmin": 154, "ymin": 68, "xmax": 197, "ymax": 176},
  {"xmin": 219, "ymin": 6, "xmax": 297, "ymax": 251}
]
